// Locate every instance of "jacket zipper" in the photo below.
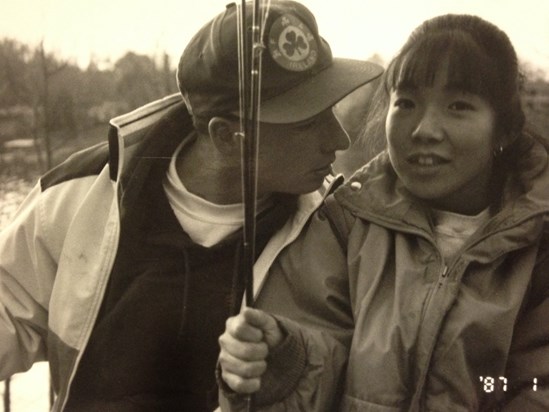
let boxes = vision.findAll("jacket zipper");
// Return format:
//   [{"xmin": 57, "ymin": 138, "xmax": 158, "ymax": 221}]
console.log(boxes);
[{"xmin": 410, "ymin": 262, "xmax": 449, "ymax": 411}]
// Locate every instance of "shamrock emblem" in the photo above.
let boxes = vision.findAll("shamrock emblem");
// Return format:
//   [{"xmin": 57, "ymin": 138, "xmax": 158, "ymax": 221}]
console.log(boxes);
[
  {"xmin": 282, "ymin": 29, "xmax": 308, "ymax": 57},
  {"xmin": 268, "ymin": 14, "xmax": 317, "ymax": 71}
]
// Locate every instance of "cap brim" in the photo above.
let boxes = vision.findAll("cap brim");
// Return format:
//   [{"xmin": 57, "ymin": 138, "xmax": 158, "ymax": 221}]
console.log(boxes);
[{"xmin": 258, "ymin": 58, "xmax": 383, "ymax": 124}]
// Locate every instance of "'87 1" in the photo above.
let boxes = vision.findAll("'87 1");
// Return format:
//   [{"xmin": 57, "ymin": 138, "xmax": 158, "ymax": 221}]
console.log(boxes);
[{"xmin": 480, "ymin": 376, "xmax": 540, "ymax": 392}]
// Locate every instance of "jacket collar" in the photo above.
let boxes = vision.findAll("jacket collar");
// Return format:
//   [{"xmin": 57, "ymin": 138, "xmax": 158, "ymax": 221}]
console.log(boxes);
[
  {"xmin": 335, "ymin": 132, "xmax": 549, "ymax": 241},
  {"xmin": 108, "ymin": 93, "xmax": 190, "ymax": 183}
]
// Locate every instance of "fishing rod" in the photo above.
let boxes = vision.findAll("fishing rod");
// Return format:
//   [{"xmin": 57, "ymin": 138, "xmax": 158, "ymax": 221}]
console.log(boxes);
[
  {"xmin": 237, "ymin": 0, "xmax": 269, "ymax": 410},
  {"xmin": 237, "ymin": 0, "xmax": 269, "ymax": 315}
]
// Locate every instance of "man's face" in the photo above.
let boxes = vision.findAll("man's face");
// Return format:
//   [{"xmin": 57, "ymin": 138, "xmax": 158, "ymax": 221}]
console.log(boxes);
[{"xmin": 255, "ymin": 108, "xmax": 350, "ymax": 195}]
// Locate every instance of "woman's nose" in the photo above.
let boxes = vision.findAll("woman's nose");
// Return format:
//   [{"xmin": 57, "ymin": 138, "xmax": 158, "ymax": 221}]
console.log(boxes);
[{"xmin": 411, "ymin": 106, "xmax": 444, "ymax": 142}]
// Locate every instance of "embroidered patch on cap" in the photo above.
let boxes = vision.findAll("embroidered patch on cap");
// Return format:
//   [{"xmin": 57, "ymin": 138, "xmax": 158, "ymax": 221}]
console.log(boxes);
[{"xmin": 268, "ymin": 13, "xmax": 318, "ymax": 72}]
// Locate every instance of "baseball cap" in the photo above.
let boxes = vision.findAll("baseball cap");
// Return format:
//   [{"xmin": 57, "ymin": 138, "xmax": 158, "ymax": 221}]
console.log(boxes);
[{"xmin": 177, "ymin": 0, "xmax": 383, "ymax": 124}]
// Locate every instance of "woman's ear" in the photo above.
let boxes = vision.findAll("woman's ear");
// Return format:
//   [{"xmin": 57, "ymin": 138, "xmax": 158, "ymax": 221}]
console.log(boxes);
[
  {"xmin": 494, "ymin": 131, "xmax": 519, "ymax": 157},
  {"xmin": 208, "ymin": 117, "xmax": 241, "ymax": 154}
]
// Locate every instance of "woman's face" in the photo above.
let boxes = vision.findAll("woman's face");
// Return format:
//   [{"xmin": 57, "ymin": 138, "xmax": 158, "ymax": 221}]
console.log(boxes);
[{"xmin": 386, "ymin": 66, "xmax": 497, "ymax": 214}]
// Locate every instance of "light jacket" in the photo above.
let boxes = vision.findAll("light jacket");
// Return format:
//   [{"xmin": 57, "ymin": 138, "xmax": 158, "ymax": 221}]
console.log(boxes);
[
  {"xmin": 223, "ymin": 132, "xmax": 549, "ymax": 411},
  {"xmin": 0, "ymin": 93, "xmax": 339, "ymax": 411}
]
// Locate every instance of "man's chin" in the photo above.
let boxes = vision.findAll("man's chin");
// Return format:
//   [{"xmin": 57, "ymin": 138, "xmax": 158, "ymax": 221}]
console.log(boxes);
[{"xmin": 294, "ymin": 175, "xmax": 327, "ymax": 195}]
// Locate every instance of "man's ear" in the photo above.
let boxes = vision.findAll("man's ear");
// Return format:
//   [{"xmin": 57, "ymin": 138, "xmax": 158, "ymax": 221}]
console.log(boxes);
[{"xmin": 208, "ymin": 117, "xmax": 241, "ymax": 154}]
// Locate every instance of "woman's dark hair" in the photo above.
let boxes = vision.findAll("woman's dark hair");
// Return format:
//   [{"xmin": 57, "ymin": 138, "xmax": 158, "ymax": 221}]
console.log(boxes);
[{"xmin": 359, "ymin": 14, "xmax": 526, "ymax": 156}]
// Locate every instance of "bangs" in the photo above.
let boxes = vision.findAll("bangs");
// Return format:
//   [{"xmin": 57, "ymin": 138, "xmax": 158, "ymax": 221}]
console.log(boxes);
[{"xmin": 386, "ymin": 31, "xmax": 495, "ymax": 97}]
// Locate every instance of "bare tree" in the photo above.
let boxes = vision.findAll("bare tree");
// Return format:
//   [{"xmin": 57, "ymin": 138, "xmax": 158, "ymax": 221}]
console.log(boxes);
[{"xmin": 36, "ymin": 40, "xmax": 67, "ymax": 169}]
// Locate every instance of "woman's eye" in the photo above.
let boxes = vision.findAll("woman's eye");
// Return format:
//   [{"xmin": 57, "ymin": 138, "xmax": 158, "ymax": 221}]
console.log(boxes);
[
  {"xmin": 394, "ymin": 98, "xmax": 415, "ymax": 109},
  {"xmin": 449, "ymin": 101, "xmax": 474, "ymax": 111}
]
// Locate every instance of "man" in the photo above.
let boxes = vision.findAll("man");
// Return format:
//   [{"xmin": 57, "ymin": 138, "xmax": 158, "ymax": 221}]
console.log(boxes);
[{"xmin": 0, "ymin": 1, "xmax": 382, "ymax": 410}]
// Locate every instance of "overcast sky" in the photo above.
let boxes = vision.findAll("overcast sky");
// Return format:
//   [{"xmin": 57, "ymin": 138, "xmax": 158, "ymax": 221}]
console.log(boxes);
[{"xmin": 2, "ymin": 0, "xmax": 549, "ymax": 78}]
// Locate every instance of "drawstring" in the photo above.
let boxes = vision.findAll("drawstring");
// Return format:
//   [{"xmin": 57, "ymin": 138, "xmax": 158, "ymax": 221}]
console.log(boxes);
[
  {"xmin": 229, "ymin": 241, "xmax": 245, "ymax": 315},
  {"xmin": 177, "ymin": 243, "xmax": 245, "ymax": 338},
  {"xmin": 177, "ymin": 248, "xmax": 192, "ymax": 339}
]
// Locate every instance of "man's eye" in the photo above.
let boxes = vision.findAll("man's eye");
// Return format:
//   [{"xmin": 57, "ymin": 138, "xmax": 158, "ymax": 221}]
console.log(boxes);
[
  {"xmin": 295, "ymin": 119, "xmax": 316, "ymax": 130},
  {"xmin": 449, "ymin": 101, "xmax": 474, "ymax": 111}
]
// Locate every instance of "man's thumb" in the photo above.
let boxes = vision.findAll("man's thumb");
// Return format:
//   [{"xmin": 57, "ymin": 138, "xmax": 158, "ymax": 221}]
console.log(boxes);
[{"xmin": 242, "ymin": 308, "xmax": 283, "ymax": 347}]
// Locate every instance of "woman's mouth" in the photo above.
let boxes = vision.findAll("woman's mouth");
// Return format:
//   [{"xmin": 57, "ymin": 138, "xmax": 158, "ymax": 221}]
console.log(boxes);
[{"xmin": 407, "ymin": 154, "xmax": 449, "ymax": 166}]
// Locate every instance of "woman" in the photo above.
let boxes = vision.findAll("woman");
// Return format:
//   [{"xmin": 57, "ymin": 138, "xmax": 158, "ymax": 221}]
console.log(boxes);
[{"xmin": 218, "ymin": 14, "xmax": 549, "ymax": 411}]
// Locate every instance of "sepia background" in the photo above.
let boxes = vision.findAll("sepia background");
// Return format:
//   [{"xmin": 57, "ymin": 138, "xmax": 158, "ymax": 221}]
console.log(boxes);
[{"xmin": 1, "ymin": 0, "xmax": 548, "ymax": 410}]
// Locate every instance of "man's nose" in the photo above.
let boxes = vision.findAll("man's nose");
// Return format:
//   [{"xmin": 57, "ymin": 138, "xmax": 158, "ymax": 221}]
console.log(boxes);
[
  {"xmin": 411, "ymin": 106, "xmax": 444, "ymax": 142},
  {"xmin": 321, "ymin": 112, "xmax": 351, "ymax": 152}
]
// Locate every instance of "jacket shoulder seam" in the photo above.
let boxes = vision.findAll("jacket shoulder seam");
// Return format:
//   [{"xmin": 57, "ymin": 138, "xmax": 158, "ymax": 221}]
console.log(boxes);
[
  {"xmin": 40, "ymin": 142, "xmax": 109, "ymax": 192},
  {"xmin": 109, "ymin": 93, "xmax": 182, "ymax": 129}
]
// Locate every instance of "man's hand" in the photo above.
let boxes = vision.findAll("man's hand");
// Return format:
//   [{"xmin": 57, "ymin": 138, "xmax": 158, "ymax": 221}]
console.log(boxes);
[{"xmin": 218, "ymin": 308, "xmax": 283, "ymax": 394}]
